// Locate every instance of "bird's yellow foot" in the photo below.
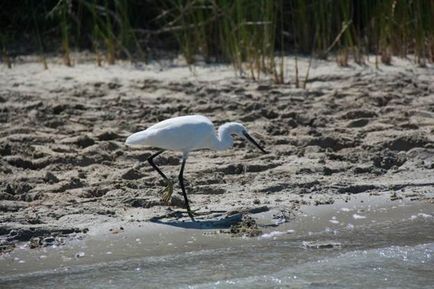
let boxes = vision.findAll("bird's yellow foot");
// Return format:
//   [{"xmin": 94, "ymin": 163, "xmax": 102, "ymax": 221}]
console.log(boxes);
[{"xmin": 160, "ymin": 181, "xmax": 174, "ymax": 204}]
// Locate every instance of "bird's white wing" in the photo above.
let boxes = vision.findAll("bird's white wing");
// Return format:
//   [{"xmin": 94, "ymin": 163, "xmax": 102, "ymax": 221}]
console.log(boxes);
[{"xmin": 125, "ymin": 115, "xmax": 216, "ymax": 151}]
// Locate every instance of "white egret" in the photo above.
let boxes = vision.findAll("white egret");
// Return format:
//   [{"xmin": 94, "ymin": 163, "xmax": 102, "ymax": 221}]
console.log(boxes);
[{"xmin": 125, "ymin": 115, "xmax": 267, "ymax": 221}]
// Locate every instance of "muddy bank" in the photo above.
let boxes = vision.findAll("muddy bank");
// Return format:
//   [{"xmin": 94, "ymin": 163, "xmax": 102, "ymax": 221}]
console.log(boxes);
[{"xmin": 1, "ymin": 57, "xmax": 434, "ymax": 251}]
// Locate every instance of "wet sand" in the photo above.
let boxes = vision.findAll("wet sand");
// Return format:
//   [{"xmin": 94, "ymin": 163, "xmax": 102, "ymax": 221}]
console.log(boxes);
[{"xmin": 1, "ymin": 55, "xmax": 434, "ymax": 257}]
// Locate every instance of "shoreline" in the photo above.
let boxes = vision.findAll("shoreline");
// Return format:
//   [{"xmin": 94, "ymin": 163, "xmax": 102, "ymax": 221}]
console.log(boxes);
[{"xmin": 1, "ymin": 191, "xmax": 433, "ymax": 279}]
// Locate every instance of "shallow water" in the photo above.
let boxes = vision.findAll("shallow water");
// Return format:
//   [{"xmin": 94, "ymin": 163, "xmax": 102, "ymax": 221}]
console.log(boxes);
[{"xmin": 1, "ymin": 195, "xmax": 434, "ymax": 289}]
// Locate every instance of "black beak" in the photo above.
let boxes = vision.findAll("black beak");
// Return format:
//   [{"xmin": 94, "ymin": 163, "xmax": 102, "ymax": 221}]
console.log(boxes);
[{"xmin": 243, "ymin": 131, "xmax": 268, "ymax": 154}]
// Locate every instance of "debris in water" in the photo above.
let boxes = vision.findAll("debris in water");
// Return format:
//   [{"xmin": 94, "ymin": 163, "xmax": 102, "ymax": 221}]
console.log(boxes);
[
  {"xmin": 229, "ymin": 215, "xmax": 262, "ymax": 237},
  {"xmin": 302, "ymin": 241, "xmax": 342, "ymax": 249}
]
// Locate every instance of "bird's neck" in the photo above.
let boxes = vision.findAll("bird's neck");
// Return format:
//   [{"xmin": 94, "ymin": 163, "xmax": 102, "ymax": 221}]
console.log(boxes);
[{"xmin": 211, "ymin": 124, "xmax": 234, "ymax": 151}]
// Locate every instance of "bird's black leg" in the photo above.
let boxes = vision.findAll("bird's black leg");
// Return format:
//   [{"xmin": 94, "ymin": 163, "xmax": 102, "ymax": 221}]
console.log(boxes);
[
  {"xmin": 147, "ymin": 150, "xmax": 173, "ymax": 203},
  {"xmin": 147, "ymin": 150, "xmax": 167, "ymax": 180},
  {"xmin": 178, "ymin": 156, "xmax": 195, "ymax": 221}
]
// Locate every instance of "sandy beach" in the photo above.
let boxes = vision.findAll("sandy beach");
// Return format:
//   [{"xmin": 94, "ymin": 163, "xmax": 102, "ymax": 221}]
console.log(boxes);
[{"xmin": 1, "ymin": 56, "xmax": 434, "ymax": 270}]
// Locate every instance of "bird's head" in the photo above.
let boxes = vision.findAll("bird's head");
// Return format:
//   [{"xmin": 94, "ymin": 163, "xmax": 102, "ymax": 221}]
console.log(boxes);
[{"xmin": 222, "ymin": 122, "xmax": 268, "ymax": 154}]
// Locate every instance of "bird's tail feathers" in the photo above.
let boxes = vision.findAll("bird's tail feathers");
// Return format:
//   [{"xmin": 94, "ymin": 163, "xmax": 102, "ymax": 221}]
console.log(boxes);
[{"xmin": 125, "ymin": 131, "xmax": 148, "ymax": 145}]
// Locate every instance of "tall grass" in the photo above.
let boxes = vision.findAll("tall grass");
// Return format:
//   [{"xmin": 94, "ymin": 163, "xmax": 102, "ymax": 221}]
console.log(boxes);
[
  {"xmin": 30, "ymin": 0, "xmax": 48, "ymax": 69},
  {"xmin": 2, "ymin": 1, "xmax": 434, "ymax": 80},
  {"xmin": 158, "ymin": 0, "xmax": 282, "ymax": 80}
]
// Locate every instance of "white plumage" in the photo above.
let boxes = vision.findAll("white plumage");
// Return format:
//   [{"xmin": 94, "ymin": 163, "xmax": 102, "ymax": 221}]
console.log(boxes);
[
  {"xmin": 125, "ymin": 114, "xmax": 267, "ymax": 221},
  {"xmin": 126, "ymin": 115, "xmax": 217, "ymax": 152}
]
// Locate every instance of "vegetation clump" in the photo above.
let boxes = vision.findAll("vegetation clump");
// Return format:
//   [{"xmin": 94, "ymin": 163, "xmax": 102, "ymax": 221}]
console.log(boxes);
[{"xmin": 229, "ymin": 215, "xmax": 262, "ymax": 237}]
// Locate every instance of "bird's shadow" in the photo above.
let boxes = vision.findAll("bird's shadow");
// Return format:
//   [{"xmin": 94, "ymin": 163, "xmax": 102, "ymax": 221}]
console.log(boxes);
[
  {"xmin": 149, "ymin": 211, "xmax": 242, "ymax": 229},
  {"xmin": 149, "ymin": 206, "xmax": 270, "ymax": 229}
]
